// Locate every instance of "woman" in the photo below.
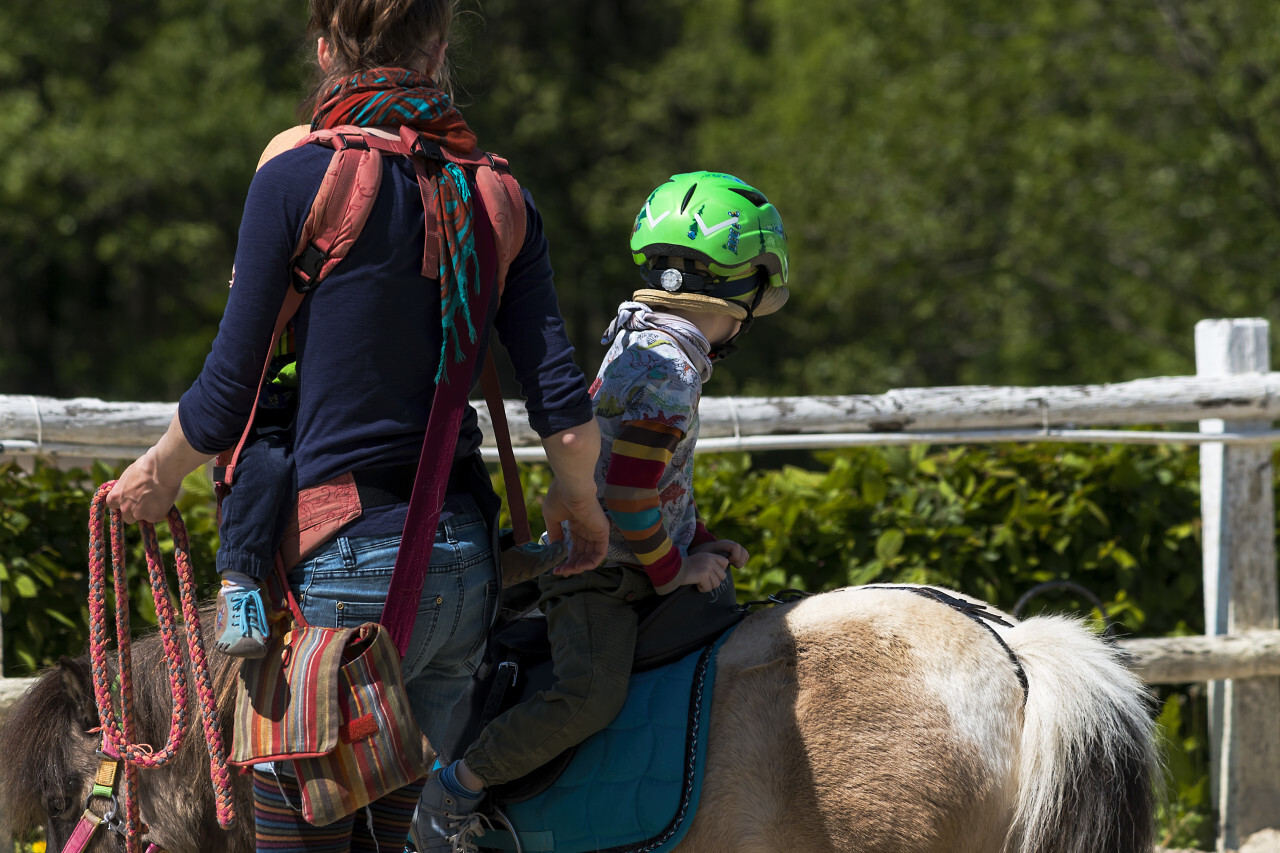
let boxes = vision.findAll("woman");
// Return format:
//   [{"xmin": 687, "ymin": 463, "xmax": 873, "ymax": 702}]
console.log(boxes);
[{"xmin": 107, "ymin": 0, "xmax": 609, "ymax": 849}]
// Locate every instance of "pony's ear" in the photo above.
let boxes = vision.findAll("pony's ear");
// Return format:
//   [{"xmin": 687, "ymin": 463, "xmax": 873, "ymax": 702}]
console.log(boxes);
[{"xmin": 58, "ymin": 656, "xmax": 99, "ymax": 733}]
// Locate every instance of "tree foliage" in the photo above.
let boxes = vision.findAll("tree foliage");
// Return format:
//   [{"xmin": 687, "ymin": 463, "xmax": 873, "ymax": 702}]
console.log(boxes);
[{"xmin": 4, "ymin": 0, "xmax": 1280, "ymax": 399}]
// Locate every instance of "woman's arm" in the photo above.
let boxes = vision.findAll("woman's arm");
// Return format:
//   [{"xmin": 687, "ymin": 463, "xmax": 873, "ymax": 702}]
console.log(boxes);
[
  {"xmin": 540, "ymin": 418, "xmax": 608, "ymax": 574},
  {"xmin": 106, "ymin": 410, "xmax": 212, "ymax": 523}
]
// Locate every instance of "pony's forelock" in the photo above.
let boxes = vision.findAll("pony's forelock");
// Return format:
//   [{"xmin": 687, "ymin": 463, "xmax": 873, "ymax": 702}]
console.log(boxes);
[{"xmin": 0, "ymin": 662, "xmax": 97, "ymax": 837}]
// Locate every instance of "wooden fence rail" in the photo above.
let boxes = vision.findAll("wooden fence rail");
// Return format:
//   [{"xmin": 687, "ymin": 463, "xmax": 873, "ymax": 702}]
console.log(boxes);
[
  {"xmin": 5, "ymin": 370, "xmax": 1280, "ymax": 460},
  {"xmin": 2, "ymin": 317, "xmax": 1279, "ymax": 851}
]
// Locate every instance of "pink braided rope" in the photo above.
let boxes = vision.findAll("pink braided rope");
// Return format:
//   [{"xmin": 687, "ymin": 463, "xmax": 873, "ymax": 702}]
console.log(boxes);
[
  {"xmin": 156, "ymin": 507, "xmax": 237, "ymax": 825},
  {"xmin": 88, "ymin": 483, "xmax": 237, "ymax": 851}
]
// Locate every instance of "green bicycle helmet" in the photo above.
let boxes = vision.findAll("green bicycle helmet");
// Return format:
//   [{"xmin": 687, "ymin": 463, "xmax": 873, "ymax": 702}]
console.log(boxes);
[{"xmin": 629, "ymin": 171, "xmax": 789, "ymax": 321}]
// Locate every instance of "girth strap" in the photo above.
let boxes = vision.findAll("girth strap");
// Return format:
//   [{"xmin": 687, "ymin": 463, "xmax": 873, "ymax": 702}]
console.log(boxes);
[{"xmin": 877, "ymin": 585, "xmax": 1030, "ymax": 705}]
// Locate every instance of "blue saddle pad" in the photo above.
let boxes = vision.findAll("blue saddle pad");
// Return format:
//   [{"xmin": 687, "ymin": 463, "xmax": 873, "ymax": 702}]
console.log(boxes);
[{"xmin": 475, "ymin": 628, "xmax": 734, "ymax": 853}]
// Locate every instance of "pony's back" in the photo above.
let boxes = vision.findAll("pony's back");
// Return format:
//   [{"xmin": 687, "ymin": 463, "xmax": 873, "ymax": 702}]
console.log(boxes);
[{"xmin": 675, "ymin": 585, "xmax": 1158, "ymax": 853}]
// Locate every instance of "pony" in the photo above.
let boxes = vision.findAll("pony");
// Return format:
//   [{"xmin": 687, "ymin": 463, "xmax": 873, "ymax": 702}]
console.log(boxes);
[{"xmin": 0, "ymin": 585, "xmax": 1160, "ymax": 853}]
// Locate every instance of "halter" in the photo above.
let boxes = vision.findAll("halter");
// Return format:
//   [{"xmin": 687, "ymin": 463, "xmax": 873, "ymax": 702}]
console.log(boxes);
[
  {"xmin": 59, "ymin": 744, "xmax": 165, "ymax": 853},
  {"xmin": 77, "ymin": 484, "xmax": 237, "ymax": 853}
]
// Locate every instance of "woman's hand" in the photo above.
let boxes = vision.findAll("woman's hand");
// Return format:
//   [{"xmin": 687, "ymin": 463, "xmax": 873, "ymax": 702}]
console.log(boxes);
[
  {"xmin": 539, "ymin": 419, "xmax": 607, "ymax": 575},
  {"xmin": 106, "ymin": 410, "xmax": 211, "ymax": 523},
  {"xmin": 107, "ymin": 449, "xmax": 184, "ymax": 524},
  {"xmin": 542, "ymin": 478, "xmax": 608, "ymax": 576}
]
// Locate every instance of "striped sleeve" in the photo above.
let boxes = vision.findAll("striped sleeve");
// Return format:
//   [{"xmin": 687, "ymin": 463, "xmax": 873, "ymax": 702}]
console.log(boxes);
[
  {"xmin": 690, "ymin": 515, "xmax": 717, "ymax": 548},
  {"xmin": 604, "ymin": 418, "xmax": 685, "ymax": 587}
]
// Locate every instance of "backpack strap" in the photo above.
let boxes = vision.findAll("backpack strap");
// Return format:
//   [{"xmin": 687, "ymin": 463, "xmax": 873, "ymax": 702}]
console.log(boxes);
[
  {"xmin": 215, "ymin": 129, "xmax": 385, "ymax": 490},
  {"xmin": 396, "ymin": 126, "xmax": 527, "ymax": 293}
]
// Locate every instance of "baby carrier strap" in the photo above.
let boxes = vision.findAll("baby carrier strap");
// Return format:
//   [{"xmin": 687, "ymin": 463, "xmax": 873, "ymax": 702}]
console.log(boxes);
[
  {"xmin": 392, "ymin": 125, "xmax": 528, "ymax": 294},
  {"xmin": 289, "ymin": 128, "xmax": 386, "ymax": 293},
  {"xmin": 216, "ymin": 125, "xmax": 528, "ymax": 491}
]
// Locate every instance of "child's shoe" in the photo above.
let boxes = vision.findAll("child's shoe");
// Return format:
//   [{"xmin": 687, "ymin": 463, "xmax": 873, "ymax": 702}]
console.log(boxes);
[
  {"xmin": 410, "ymin": 763, "xmax": 487, "ymax": 852},
  {"xmin": 214, "ymin": 575, "xmax": 271, "ymax": 658}
]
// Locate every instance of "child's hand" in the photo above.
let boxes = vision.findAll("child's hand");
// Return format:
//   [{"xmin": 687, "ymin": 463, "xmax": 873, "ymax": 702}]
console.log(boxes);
[
  {"xmin": 655, "ymin": 552, "xmax": 730, "ymax": 595},
  {"xmin": 688, "ymin": 539, "xmax": 749, "ymax": 568}
]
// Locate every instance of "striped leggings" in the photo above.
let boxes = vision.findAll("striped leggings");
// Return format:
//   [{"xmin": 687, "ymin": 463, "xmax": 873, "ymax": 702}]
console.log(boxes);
[{"xmin": 252, "ymin": 768, "xmax": 425, "ymax": 853}]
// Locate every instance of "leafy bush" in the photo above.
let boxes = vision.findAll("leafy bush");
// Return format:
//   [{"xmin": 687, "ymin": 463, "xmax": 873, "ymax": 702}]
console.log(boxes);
[
  {"xmin": 696, "ymin": 443, "xmax": 1205, "ymax": 637},
  {"xmin": 0, "ymin": 460, "xmax": 220, "ymax": 675}
]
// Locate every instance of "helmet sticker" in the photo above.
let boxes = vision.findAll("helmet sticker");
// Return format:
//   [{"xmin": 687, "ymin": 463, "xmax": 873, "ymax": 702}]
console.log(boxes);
[
  {"xmin": 644, "ymin": 197, "xmax": 671, "ymax": 229},
  {"xmin": 723, "ymin": 210, "xmax": 741, "ymax": 254},
  {"xmin": 692, "ymin": 208, "xmax": 739, "ymax": 238}
]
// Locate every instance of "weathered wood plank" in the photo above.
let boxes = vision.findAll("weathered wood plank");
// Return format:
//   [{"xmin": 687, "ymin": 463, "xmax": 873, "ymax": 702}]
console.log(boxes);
[
  {"xmin": 6, "ymin": 371, "xmax": 1280, "ymax": 457},
  {"xmin": 0, "ymin": 675, "xmax": 36, "ymax": 715},
  {"xmin": 1120, "ymin": 631, "xmax": 1280, "ymax": 684},
  {"xmin": 1197, "ymin": 319, "xmax": 1280, "ymax": 852},
  {"xmin": 697, "ymin": 373, "xmax": 1280, "ymax": 436}
]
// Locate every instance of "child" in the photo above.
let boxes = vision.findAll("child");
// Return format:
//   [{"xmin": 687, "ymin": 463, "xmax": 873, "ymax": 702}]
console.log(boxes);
[
  {"xmin": 410, "ymin": 170, "xmax": 790, "ymax": 851},
  {"xmin": 212, "ymin": 354, "xmax": 297, "ymax": 658}
]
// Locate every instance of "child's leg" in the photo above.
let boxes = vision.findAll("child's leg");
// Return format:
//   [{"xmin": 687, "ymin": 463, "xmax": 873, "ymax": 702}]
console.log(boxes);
[
  {"xmin": 411, "ymin": 566, "xmax": 646, "ymax": 851},
  {"xmin": 217, "ymin": 432, "xmax": 297, "ymax": 583},
  {"xmin": 215, "ymin": 432, "xmax": 296, "ymax": 657},
  {"xmin": 462, "ymin": 567, "xmax": 645, "ymax": 787}
]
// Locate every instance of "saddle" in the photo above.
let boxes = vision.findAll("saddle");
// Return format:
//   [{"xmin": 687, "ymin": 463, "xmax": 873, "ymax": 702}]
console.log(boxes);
[{"xmin": 438, "ymin": 573, "xmax": 745, "ymax": 803}]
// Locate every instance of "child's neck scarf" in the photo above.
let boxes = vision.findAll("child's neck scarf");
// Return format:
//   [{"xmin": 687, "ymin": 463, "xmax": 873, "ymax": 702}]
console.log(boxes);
[
  {"xmin": 603, "ymin": 301, "xmax": 714, "ymax": 382},
  {"xmin": 313, "ymin": 68, "xmax": 481, "ymax": 382}
]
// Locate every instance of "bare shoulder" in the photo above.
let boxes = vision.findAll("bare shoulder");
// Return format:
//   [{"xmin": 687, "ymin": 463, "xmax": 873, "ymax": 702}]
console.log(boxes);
[{"xmin": 256, "ymin": 125, "xmax": 311, "ymax": 171}]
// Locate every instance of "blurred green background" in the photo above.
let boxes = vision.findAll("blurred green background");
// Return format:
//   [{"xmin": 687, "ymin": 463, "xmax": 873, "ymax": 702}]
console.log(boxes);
[{"xmin": 4, "ymin": 0, "xmax": 1280, "ymax": 400}]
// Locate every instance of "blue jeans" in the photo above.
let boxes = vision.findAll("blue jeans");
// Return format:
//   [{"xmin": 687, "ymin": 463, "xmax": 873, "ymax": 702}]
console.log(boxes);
[{"xmin": 286, "ymin": 492, "xmax": 499, "ymax": 751}]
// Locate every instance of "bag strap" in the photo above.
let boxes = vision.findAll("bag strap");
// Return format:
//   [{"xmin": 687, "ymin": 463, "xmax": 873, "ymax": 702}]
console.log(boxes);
[
  {"xmin": 380, "ymin": 188, "xmax": 501, "ymax": 656},
  {"xmin": 480, "ymin": 351, "xmax": 530, "ymax": 545}
]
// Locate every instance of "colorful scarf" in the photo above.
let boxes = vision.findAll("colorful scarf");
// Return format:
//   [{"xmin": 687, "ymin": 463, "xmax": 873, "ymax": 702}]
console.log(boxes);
[
  {"xmin": 602, "ymin": 301, "xmax": 714, "ymax": 383},
  {"xmin": 313, "ymin": 68, "xmax": 481, "ymax": 382}
]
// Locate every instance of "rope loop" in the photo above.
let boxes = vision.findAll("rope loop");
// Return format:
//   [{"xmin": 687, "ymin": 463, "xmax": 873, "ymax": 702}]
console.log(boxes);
[{"xmin": 87, "ymin": 482, "xmax": 237, "ymax": 853}]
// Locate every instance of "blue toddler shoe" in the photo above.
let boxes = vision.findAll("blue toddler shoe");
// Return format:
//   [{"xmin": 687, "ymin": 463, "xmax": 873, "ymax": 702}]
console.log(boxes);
[{"xmin": 214, "ymin": 577, "xmax": 271, "ymax": 659}]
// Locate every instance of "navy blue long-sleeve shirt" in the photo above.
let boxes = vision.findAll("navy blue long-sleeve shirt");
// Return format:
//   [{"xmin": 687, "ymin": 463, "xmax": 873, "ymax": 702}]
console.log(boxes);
[{"xmin": 179, "ymin": 142, "xmax": 592, "ymax": 537}]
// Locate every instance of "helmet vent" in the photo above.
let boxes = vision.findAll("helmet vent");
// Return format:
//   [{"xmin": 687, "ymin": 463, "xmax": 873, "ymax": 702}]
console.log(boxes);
[
  {"xmin": 680, "ymin": 184, "xmax": 698, "ymax": 214},
  {"xmin": 730, "ymin": 188, "xmax": 769, "ymax": 208}
]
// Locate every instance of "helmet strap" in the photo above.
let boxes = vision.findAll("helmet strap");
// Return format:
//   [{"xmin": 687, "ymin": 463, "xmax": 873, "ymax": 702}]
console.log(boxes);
[
  {"xmin": 642, "ymin": 258, "xmax": 760, "ymax": 299},
  {"xmin": 709, "ymin": 271, "xmax": 768, "ymax": 362}
]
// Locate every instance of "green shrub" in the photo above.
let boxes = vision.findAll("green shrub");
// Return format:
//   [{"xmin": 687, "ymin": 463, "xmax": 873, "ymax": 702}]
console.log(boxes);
[
  {"xmin": 0, "ymin": 460, "xmax": 220, "ymax": 675},
  {"xmin": 696, "ymin": 443, "xmax": 1205, "ymax": 637}
]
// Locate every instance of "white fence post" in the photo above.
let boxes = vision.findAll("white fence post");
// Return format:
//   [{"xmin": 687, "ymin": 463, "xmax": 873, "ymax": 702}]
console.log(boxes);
[{"xmin": 1196, "ymin": 318, "xmax": 1280, "ymax": 851}]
